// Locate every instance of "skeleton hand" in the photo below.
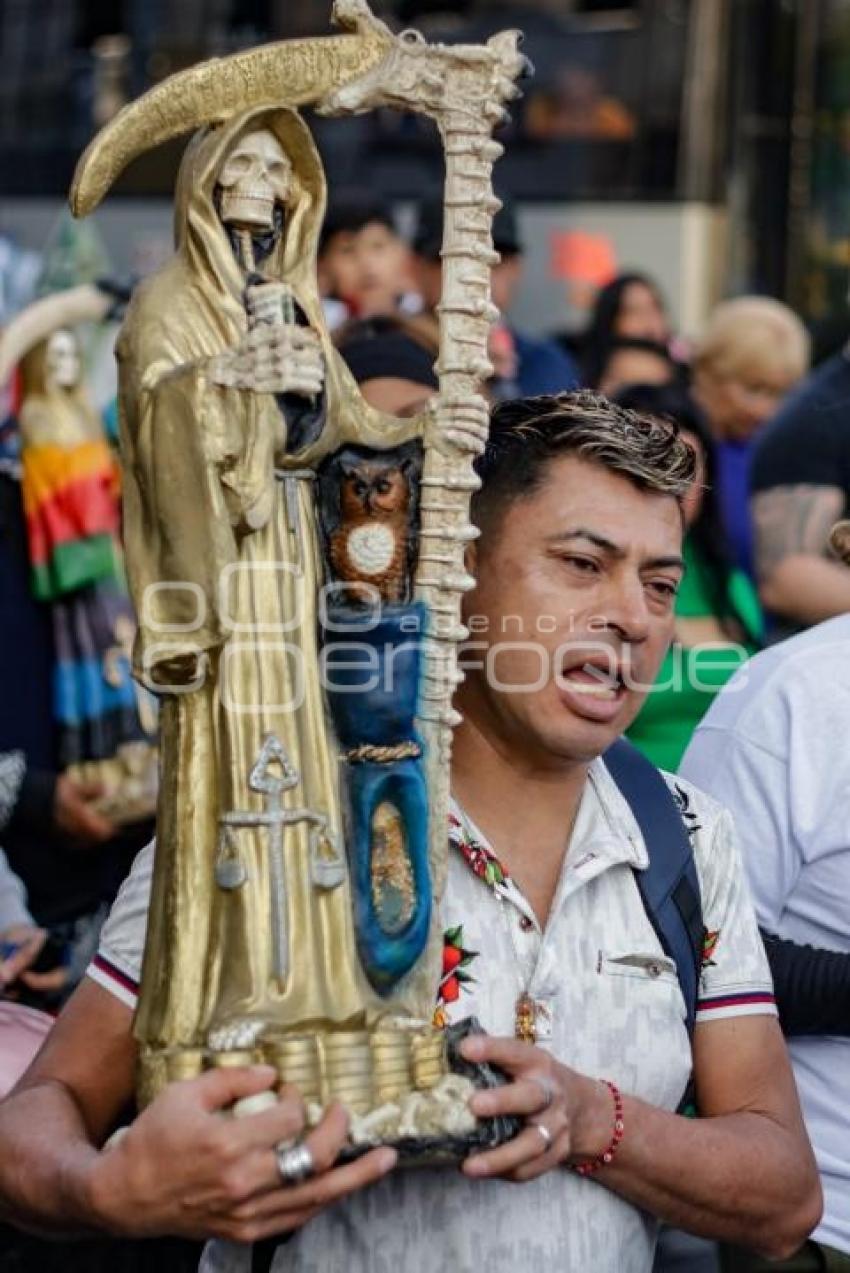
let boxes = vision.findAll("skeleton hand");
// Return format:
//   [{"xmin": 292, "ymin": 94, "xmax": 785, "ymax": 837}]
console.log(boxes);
[
  {"xmin": 210, "ymin": 325, "xmax": 325, "ymax": 397},
  {"xmin": 429, "ymin": 395, "xmax": 491, "ymax": 455}
]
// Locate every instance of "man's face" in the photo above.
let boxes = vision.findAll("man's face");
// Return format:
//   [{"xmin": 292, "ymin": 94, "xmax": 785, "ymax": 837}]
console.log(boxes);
[
  {"xmin": 697, "ymin": 368, "xmax": 790, "ymax": 443},
  {"xmin": 615, "ymin": 281, "xmax": 668, "ymax": 343},
  {"xmin": 458, "ymin": 455, "xmax": 684, "ymax": 768},
  {"xmin": 319, "ymin": 222, "xmax": 412, "ymax": 316},
  {"xmin": 358, "ymin": 376, "xmax": 433, "ymax": 416}
]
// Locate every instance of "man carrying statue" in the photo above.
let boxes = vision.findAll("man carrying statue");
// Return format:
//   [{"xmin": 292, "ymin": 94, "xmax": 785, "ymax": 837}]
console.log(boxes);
[{"xmin": 0, "ymin": 6, "xmax": 823, "ymax": 1271}]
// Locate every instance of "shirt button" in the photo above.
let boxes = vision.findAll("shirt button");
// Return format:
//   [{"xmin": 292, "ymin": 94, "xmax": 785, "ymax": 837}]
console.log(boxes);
[
  {"xmin": 648, "ymin": 962, "xmax": 662, "ymax": 978},
  {"xmin": 519, "ymin": 915, "xmax": 534, "ymax": 932}
]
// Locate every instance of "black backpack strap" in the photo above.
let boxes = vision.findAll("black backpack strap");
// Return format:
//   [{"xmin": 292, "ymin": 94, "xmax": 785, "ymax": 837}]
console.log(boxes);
[
  {"xmin": 603, "ymin": 738, "xmax": 704, "ymax": 1039},
  {"xmin": 252, "ymin": 1238, "xmax": 282, "ymax": 1273}
]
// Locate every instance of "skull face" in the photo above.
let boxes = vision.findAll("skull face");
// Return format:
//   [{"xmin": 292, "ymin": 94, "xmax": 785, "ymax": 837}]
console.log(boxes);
[
  {"xmin": 46, "ymin": 329, "xmax": 81, "ymax": 390},
  {"xmin": 217, "ymin": 129, "xmax": 293, "ymax": 231}
]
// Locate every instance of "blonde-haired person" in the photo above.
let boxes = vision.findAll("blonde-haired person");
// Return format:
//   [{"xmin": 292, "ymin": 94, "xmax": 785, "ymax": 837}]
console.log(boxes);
[{"xmin": 691, "ymin": 297, "xmax": 810, "ymax": 580}]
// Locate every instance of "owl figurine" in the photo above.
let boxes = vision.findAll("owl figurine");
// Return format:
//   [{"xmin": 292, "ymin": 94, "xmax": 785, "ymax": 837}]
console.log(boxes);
[
  {"xmin": 322, "ymin": 447, "xmax": 419, "ymax": 605},
  {"xmin": 320, "ymin": 443, "xmax": 419, "ymax": 605}
]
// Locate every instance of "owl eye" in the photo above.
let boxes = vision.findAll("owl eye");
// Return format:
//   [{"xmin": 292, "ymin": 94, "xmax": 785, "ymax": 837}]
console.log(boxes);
[
  {"xmin": 376, "ymin": 479, "xmax": 391, "ymax": 494},
  {"xmin": 353, "ymin": 479, "xmax": 367, "ymax": 497}
]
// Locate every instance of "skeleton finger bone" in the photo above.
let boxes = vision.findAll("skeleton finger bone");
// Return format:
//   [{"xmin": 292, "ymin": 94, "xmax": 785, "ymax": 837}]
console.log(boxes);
[{"xmin": 445, "ymin": 428, "xmax": 487, "ymax": 455}]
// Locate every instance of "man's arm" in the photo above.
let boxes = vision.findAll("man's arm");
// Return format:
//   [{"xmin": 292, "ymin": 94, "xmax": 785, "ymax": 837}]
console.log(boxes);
[
  {"xmin": 461, "ymin": 1015, "xmax": 821, "ymax": 1260},
  {"xmin": 0, "ymin": 979, "xmax": 396, "ymax": 1243},
  {"xmin": 593, "ymin": 1016, "xmax": 819, "ymax": 1253},
  {"xmin": 0, "ymin": 979, "xmax": 144, "ymax": 1236},
  {"xmin": 761, "ymin": 930, "xmax": 850, "ymax": 1036},
  {"xmin": 752, "ymin": 485, "xmax": 850, "ymax": 624}
]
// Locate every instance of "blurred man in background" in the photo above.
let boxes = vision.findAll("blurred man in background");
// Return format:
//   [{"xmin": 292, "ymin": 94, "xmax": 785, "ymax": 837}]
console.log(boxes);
[
  {"xmin": 317, "ymin": 191, "xmax": 416, "ymax": 326},
  {"xmin": 750, "ymin": 346, "xmax": 850, "ymax": 637},
  {"xmin": 411, "ymin": 192, "xmax": 580, "ymax": 398}
]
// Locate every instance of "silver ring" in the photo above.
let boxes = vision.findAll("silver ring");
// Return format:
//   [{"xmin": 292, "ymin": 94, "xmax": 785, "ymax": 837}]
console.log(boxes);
[
  {"xmin": 529, "ymin": 1076, "xmax": 555, "ymax": 1112},
  {"xmin": 275, "ymin": 1140, "xmax": 315, "ymax": 1185},
  {"xmin": 530, "ymin": 1121, "xmax": 553, "ymax": 1152}
]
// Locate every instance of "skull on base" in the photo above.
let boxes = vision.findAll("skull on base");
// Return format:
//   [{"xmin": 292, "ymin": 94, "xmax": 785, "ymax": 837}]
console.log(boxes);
[{"xmin": 217, "ymin": 129, "xmax": 293, "ymax": 231}]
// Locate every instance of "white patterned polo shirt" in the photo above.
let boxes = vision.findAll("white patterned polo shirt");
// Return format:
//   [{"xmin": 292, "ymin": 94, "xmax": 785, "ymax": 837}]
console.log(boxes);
[{"xmin": 89, "ymin": 758, "xmax": 776, "ymax": 1273}]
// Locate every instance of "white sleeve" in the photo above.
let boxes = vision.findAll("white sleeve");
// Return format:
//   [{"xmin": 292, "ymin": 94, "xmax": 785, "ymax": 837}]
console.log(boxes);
[
  {"xmin": 681, "ymin": 725, "xmax": 798, "ymax": 934},
  {"xmin": 86, "ymin": 840, "xmax": 154, "ymax": 1009},
  {"xmin": 692, "ymin": 802, "xmax": 777, "ymax": 1023}
]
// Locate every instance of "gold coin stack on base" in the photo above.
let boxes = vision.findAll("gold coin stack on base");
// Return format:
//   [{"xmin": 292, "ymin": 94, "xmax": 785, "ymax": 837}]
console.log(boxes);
[
  {"xmin": 320, "ymin": 1031, "xmax": 373, "ymax": 1114},
  {"xmin": 263, "ymin": 1034, "xmax": 321, "ymax": 1105},
  {"xmin": 411, "ymin": 1030, "xmax": 447, "ymax": 1091},
  {"xmin": 165, "ymin": 1048, "xmax": 205, "ymax": 1082},
  {"xmin": 370, "ymin": 1030, "xmax": 414, "ymax": 1104},
  {"xmin": 210, "ymin": 1049, "xmax": 256, "ymax": 1069}
]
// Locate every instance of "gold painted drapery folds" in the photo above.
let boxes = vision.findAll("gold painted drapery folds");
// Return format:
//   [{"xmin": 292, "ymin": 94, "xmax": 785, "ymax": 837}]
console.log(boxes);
[
  {"xmin": 71, "ymin": 1, "xmax": 527, "ymax": 1137},
  {"xmin": 119, "ymin": 108, "xmax": 427, "ymax": 1087}
]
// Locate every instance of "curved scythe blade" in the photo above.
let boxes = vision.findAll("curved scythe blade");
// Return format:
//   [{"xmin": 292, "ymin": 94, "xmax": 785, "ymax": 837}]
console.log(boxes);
[{"xmin": 69, "ymin": 12, "xmax": 393, "ymax": 219}]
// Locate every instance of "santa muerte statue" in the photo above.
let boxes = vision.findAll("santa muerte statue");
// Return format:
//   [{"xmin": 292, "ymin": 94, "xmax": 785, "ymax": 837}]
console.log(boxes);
[
  {"xmin": 69, "ymin": 0, "xmax": 528, "ymax": 1155},
  {"xmin": 0, "ymin": 283, "xmax": 158, "ymax": 828}
]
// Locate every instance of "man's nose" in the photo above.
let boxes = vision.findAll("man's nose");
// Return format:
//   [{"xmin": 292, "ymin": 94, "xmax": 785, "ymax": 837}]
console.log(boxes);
[{"xmin": 601, "ymin": 576, "xmax": 651, "ymax": 645}]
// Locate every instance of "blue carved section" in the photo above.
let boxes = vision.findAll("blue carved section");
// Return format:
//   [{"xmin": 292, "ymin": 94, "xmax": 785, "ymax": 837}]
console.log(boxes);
[
  {"xmin": 346, "ymin": 761, "xmax": 431, "ymax": 992},
  {"xmin": 322, "ymin": 603, "xmax": 431, "ymax": 993}
]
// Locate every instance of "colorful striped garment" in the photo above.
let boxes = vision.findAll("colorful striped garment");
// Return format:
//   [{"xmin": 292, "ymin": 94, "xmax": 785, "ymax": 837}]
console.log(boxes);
[
  {"xmin": 21, "ymin": 438, "xmax": 121, "ymax": 601},
  {"xmin": 19, "ymin": 427, "xmax": 147, "ymax": 769}
]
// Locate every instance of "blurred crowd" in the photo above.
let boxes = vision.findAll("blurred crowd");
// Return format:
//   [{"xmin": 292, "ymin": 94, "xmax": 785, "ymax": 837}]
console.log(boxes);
[
  {"xmin": 1, "ymin": 173, "xmax": 849, "ymax": 1272},
  {"xmin": 0, "ymin": 180, "xmax": 832, "ymax": 1032}
]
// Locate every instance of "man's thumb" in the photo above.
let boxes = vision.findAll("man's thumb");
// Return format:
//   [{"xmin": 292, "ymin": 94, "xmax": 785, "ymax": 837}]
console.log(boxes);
[{"xmin": 194, "ymin": 1064, "xmax": 278, "ymax": 1112}]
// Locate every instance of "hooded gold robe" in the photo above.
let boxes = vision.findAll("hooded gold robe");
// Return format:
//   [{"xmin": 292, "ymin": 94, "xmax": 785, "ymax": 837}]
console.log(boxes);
[{"xmin": 118, "ymin": 106, "xmax": 422, "ymax": 1077}]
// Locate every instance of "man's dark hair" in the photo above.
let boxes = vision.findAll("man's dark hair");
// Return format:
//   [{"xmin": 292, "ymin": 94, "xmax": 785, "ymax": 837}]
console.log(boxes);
[
  {"xmin": 613, "ymin": 381, "xmax": 705, "ymax": 439},
  {"xmin": 472, "ymin": 391, "xmax": 695, "ymax": 532},
  {"xmin": 335, "ymin": 315, "xmax": 438, "ymax": 390},
  {"xmin": 319, "ymin": 191, "xmax": 396, "ymax": 256}
]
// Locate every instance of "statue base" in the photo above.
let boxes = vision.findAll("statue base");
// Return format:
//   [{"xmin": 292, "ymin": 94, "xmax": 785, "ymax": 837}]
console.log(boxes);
[
  {"xmin": 339, "ymin": 1018, "xmax": 521, "ymax": 1165},
  {"xmin": 138, "ymin": 1017, "xmax": 519, "ymax": 1164}
]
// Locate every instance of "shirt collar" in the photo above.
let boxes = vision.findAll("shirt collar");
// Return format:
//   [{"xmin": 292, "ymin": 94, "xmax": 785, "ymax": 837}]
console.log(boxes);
[{"xmin": 448, "ymin": 753, "xmax": 649, "ymax": 892}]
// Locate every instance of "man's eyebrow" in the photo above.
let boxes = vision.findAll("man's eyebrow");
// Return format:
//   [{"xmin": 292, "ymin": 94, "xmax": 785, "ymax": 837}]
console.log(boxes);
[
  {"xmin": 546, "ymin": 528, "xmax": 685, "ymax": 573},
  {"xmin": 546, "ymin": 528, "xmax": 624, "ymax": 554},
  {"xmin": 644, "ymin": 555, "xmax": 686, "ymax": 573}
]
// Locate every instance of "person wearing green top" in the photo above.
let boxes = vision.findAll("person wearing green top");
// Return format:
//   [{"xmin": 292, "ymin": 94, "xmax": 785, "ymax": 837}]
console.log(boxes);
[{"xmin": 616, "ymin": 384, "xmax": 762, "ymax": 773}]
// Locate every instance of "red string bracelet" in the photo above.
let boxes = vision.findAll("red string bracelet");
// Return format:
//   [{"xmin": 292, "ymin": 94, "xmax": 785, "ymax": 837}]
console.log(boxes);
[{"xmin": 572, "ymin": 1079, "xmax": 624, "ymax": 1176}]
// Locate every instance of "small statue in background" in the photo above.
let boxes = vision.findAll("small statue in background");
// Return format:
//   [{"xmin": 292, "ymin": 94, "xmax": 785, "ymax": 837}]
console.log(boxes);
[{"xmin": 0, "ymin": 286, "xmax": 158, "ymax": 825}]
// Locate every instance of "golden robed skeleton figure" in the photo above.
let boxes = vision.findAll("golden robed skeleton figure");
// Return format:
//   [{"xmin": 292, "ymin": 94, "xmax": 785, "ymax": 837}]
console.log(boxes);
[
  {"xmin": 119, "ymin": 106, "xmax": 423, "ymax": 1062},
  {"xmin": 72, "ymin": 0, "xmax": 527, "ymax": 1147}
]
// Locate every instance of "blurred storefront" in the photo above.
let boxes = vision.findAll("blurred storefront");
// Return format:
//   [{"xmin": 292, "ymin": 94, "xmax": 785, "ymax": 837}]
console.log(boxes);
[{"xmin": 0, "ymin": 1, "xmax": 847, "ymax": 348}]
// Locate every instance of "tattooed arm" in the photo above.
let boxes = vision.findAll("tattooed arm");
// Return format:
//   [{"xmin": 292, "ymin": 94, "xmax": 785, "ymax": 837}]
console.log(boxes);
[{"xmin": 751, "ymin": 484, "xmax": 850, "ymax": 625}]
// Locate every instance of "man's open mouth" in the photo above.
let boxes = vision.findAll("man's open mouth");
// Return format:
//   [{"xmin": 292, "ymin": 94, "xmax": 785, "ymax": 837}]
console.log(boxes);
[{"xmin": 560, "ymin": 660, "xmax": 627, "ymax": 700}]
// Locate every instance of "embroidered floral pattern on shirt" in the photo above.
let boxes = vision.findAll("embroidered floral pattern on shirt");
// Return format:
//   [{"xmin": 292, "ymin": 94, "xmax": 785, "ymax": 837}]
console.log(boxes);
[
  {"xmin": 448, "ymin": 811, "xmax": 510, "ymax": 889},
  {"xmin": 701, "ymin": 927, "xmax": 720, "ymax": 970},
  {"xmin": 672, "ymin": 783, "xmax": 703, "ymax": 840},
  {"xmin": 433, "ymin": 923, "xmax": 479, "ymax": 1029}
]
